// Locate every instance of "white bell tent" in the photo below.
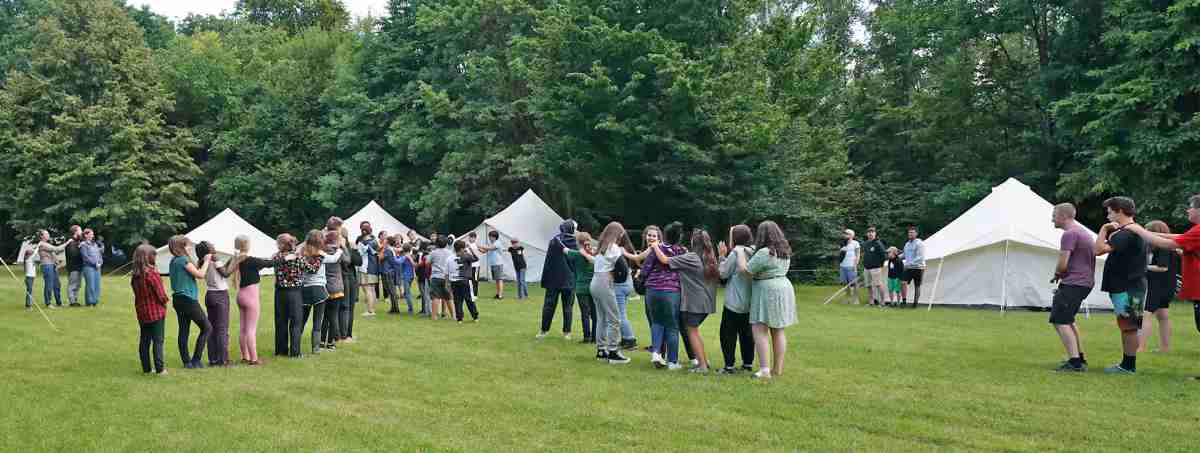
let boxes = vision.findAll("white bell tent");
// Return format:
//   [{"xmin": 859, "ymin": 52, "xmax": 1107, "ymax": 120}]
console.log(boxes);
[
  {"xmin": 920, "ymin": 178, "xmax": 1110, "ymax": 310},
  {"xmin": 344, "ymin": 200, "xmax": 426, "ymax": 243},
  {"xmin": 155, "ymin": 209, "xmax": 277, "ymax": 275},
  {"xmin": 463, "ymin": 189, "xmax": 564, "ymax": 283}
]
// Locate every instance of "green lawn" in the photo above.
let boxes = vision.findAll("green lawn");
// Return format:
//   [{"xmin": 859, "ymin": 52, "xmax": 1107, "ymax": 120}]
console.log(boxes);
[{"xmin": 2, "ymin": 271, "xmax": 1199, "ymax": 452}]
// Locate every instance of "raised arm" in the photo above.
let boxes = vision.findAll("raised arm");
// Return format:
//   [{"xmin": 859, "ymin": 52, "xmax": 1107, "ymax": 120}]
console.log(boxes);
[
  {"xmin": 652, "ymin": 243, "xmax": 670, "ymax": 265},
  {"xmin": 1094, "ymin": 224, "xmax": 1115, "ymax": 256},
  {"xmin": 1124, "ymin": 223, "xmax": 1182, "ymax": 251},
  {"xmin": 185, "ymin": 255, "xmax": 211, "ymax": 279}
]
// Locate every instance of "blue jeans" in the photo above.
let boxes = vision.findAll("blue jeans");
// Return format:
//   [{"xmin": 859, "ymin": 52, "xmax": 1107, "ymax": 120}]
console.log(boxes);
[
  {"xmin": 515, "ymin": 268, "xmax": 529, "ymax": 299},
  {"xmin": 647, "ymin": 289, "xmax": 681, "ymax": 363},
  {"xmin": 83, "ymin": 265, "xmax": 101, "ymax": 306},
  {"xmin": 402, "ymin": 275, "xmax": 414, "ymax": 313},
  {"xmin": 419, "ymin": 279, "xmax": 431, "ymax": 314},
  {"xmin": 614, "ymin": 279, "xmax": 635, "ymax": 340},
  {"xmin": 41, "ymin": 264, "xmax": 62, "ymax": 306},
  {"xmin": 25, "ymin": 276, "xmax": 35, "ymax": 307}
]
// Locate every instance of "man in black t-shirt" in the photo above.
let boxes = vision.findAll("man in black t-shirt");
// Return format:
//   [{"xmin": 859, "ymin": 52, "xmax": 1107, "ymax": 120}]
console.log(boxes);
[
  {"xmin": 1095, "ymin": 196, "xmax": 1148, "ymax": 374},
  {"xmin": 862, "ymin": 227, "xmax": 888, "ymax": 306},
  {"xmin": 508, "ymin": 239, "xmax": 529, "ymax": 300},
  {"xmin": 64, "ymin": 225, "xmax": 83, "ymax": 307}
]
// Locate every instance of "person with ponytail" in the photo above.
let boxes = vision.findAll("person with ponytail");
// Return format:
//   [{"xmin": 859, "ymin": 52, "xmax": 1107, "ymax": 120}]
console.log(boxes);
[
  {"xmin": 299, "ymin": 229, "xmax": 344, "ymax": 355},
  {"xmin": 321, "ymin": 230, "xmax": 350, "ymax": 350},
  {"xmin": 130, "ymin": 244, "xmax": 169, "ymax": 375},
  {"xmin": 654, "ymin": 229, "xmax": 719, "ymax": 373},
  {"xmin": 229, "ymin": 235, "xmax": 272, "ymax": 365}
]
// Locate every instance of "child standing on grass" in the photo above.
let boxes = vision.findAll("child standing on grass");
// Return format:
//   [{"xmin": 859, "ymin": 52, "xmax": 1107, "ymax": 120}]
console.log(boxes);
[
  {"xmin": 567, "ymin": 232, "xmax": 595, "ymax": 343},
  {"xmin": 23, "ymin": 248, "xmax": 37, "ymax": 310},
  {"xmin": 886, "ymin": 247, "xmax": 904, "ymax": 307},
  {"xmin": 509, "ymin": 239, "xmax": 528, "ymax": 300},
  {"xmin": 450, "ymin": 240, "xmax": 480, "ymax": 323},
  {"xmin": 131, "ymin": 244, "xmax": 169, "ymax": 376},
  {"xmin": 197, "ymin": 241, "xmax": 233, "ymax": 367},
  {"xmin": 168, "ymin": 235, "xmax": 213, "ymax": 369}
]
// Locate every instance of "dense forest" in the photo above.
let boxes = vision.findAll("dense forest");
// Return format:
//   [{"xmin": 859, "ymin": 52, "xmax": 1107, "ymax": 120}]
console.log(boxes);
[{"xmin": 0, "ymin": 0, "xmax": 1197, "ymax": 272}]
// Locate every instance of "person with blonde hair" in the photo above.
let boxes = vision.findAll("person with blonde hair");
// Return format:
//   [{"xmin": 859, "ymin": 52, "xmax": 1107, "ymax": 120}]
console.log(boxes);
[
  {"xmin": 167, "ymin": 235, "xmax": 213, "ymax": 369},
  {"xmin": 1138, "ymin": 220, "xmax": 1180, "ymax": 353},
  {"xmin": 130, "ymin": 244, "xmax": 169, "ymax": 375},
  {"xmin": 228, "ymin": 234, "xmax": 273, "ymax": 365}
]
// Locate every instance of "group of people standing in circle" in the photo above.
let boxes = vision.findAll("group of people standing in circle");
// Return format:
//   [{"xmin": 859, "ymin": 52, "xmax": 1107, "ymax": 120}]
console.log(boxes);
[{"xmin": 538, "ymin": 219, "xmax": 798, "ymax": 379}]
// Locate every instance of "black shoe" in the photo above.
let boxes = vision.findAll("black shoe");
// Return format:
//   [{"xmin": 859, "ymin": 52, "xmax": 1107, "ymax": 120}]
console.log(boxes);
[
  {"xmin": 716, "ymin": 367, "xmax": 738, "ymax": 375},
  {"xmin": 607, "ymin": 350, "xmax": 631, "ymax": 364},
  {"xmin": 1055, "ymin": 362, "xmax": 1085, "ymax": 373},
  {"xmin": 69, "ymin": 303, "xmax": 81, "ymax": 307},
  {"xmin": 596, "ymin": 350, "xmax": 609, "ymax": 361},
  {"xmin": 619, "ymin": 338, "xmax": 638, "ymax": 350},
  {"xmin": 741, "ymin": 364, "xmax": 755, "ymax": 372},
  {"xmin": 190, "ymin": 360, "xmax": 205, "ymax": 369}
]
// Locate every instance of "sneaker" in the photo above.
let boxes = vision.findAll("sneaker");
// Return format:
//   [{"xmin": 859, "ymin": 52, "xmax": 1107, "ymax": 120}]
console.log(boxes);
[
  {"xmin": 156, "ymin": 370, "xmax": 169, "ymax": 376},
  {"xmin": 608, "ymin": 350, "xmax": 631, "ymax": 364},
  {"xmin": 666, "ymin": 362, "xmax": 682, "ymax": 371},
  {"xmin": 1103, "ymin": 365, "xmax": 1135, "ymax": 374},
  {"xmin": 457, "ymin": 320, "xmax": 463, "ymax": 324},
  {"xmin": 326, "ymin": 344, "xmax": 337, "ymax": 351},
  {"xmin": 620, "ymin": 338, "xmax": 638, "ymax": 350},
  {"xmin": 343, "ymin": 337, "xmax": 356, "ymax": 344},
  {"xmin": 69, "ymin": 303, "xmax": 81, "ymax": 307},
  {"xmin": 47, "ymin": 305, "xmax": 57, "ymax": 310},
  {"xmin": 751, "ymin": 369, "xmax": 772, "ymax": 380},
  {"xmin": 689, "ymin": 366, "xmax": 710, "ymax": 374},
  {"xmin": 741, "ymin": 365, "xmax": 755, "ymax": 373},
  {"xmin": 690, "ymin": 359, "xmax": 700, "ymax": 367},
  {"xmin": 563, "ymin": 333, "xmax": 572, "ymax": 340},
  {"xmin": 716, "ymin": 367, "xmax": 738, "ymax": 375},
  {"xmin": 1055, "ymin": 362, "xmax": 1085, "ymax": 373},
  {"xmin": 595, "ymin": 350, "xmax": 609, "ymax": 361},
  {"xmin": 473, "ymin": 318, "xmax": 479, "ymax": 323},
  {"xmin": 651, "ymin": 352, "xmax": 666, "ymax": 368},
  {"xmin": 536, "ymin": 332, "xmax": 548, "ymax": 339}
]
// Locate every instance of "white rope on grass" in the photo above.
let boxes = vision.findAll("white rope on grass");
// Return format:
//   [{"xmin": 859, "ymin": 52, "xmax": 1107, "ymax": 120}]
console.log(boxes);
[{"xmin": 1, "ymin": 257, "xmax": 59, "ymax": 332}]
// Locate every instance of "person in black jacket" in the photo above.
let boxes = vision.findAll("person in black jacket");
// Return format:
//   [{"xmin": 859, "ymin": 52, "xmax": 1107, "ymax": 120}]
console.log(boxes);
[
  {"xmin": 65, "ymin": 225, "xmax": 83, "ymax": 307},
  {"xmin": 538, "ymin": 220, "xmax": 578, "ymax": 339},
  {"xmin": 862, "ymin": 227, "xmax": 888, "ymax": 306}
]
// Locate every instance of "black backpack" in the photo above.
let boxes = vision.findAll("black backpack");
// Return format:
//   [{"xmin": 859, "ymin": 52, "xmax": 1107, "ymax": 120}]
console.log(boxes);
[{"xmin": 611, "ymin": 255, "xmax": 630, "ymax": 283}]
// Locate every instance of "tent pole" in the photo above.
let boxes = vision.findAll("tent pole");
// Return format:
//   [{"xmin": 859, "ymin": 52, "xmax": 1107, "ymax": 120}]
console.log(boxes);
[
  {"xmin": 1001, "ymin": 239, "xmax": 1010, "ymax": 315},
  {"xmin": 927, "ymin": 257, "xmax": 942, "ymax": 312}
]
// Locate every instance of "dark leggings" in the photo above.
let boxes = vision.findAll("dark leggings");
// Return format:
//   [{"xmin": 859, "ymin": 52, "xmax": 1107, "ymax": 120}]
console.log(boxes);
[
  {"xmin": 173, "ymin": 295, "xmax": 211, "ymax": 366},
  {"xmin": 452, "ymin": 280, "xmax": 478, "ymax": 321},
  {"xmin": 576, "ymin": 293, "xmax": 595, "ymax": 339},
  {"xmin": 340, "ymin": 280, "xmax": 357, "ymax": 338},
  {"xmin": 540, "ymin": 287, "xmax": 574, "ymax": 333},
  {"xmin": 138, "ymin": 319, "xmax": 165, "ymax": 373},
  {"xmin": 718, "ymin": 308, "xmax": 754, "ymax": 369},
  {"xmin": 1194, "ymin": 302, "xmax": 1200, "ymax": 334},
  {"xmin": 274, "ymin": 287, "xmax": 304, "ymax": 357},
  {"xmin": 301, "ymin": 286, "xmax": 329, "ymax": 353},
  {"xmin": 321, "ymin": 297, "xmax": 342, "ymax": 344}
]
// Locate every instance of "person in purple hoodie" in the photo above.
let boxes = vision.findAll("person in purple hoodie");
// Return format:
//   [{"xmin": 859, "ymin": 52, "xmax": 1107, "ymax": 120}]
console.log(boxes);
[{"xmin": 641, "ymin": 223, "xmax": 688, "ymax": 370}]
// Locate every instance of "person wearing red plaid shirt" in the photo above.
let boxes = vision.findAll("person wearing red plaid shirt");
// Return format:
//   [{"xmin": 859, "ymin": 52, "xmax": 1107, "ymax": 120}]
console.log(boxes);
[{"xmin": 130, "ymin": 244, "xmax": 169, "ymax": 376}]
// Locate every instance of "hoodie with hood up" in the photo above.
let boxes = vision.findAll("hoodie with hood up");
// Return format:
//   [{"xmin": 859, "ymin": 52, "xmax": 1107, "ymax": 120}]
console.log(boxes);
[{"xmin": 541, "ymin": 220, "xmax": 579, "ymax": 289}]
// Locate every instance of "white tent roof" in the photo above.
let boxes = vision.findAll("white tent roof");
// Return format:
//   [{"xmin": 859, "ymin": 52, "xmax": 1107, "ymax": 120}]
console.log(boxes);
[
  {"xmin": 344, "ymin": 200, "xmax": 425, "ymax": 243},
  {"xmin": 465, "ymin": 189, "xmax": 565, "ymax": 282},
  {"xmin": 922, "ymin": 178, "xmax": 1110, "ymax": 309},
  {"xmin": 155, "ymin": 209, "xmax": 277, "ymax": 274},
  {"xmin": 925, "ymin": 178, "xmax": 1096, "ymax": 259}
]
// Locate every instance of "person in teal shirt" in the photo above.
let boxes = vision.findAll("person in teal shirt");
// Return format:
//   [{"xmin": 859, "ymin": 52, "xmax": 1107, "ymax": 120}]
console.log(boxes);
[
  {"xmin": 566, "ymin": 232, "xmax": 595, "ymax": 343},
  {"xmin": 167, "ymin": 235, "xmax": 213, "ymax": 369}
]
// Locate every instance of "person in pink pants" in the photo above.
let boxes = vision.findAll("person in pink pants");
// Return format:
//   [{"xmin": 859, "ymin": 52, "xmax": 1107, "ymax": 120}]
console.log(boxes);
[{"xmin": 229, "ymin": 235, "xmax": 273, "ymax": 365}]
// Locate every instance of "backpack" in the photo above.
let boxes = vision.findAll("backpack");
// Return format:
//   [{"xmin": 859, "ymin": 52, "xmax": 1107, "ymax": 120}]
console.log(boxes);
[{"xmin": 611, "ymin": 255, "xmax": 629, "ymax": 283}]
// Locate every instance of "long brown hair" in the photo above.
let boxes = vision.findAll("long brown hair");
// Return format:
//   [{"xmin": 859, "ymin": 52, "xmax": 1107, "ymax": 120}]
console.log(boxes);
[
  {"xmin": 1146, "ymin": 220, "xmax": 1171, "ymax": 235},
  {"xmin": 130, "ymin": 244, "xmax": 157, "ymax": 277},
  {"xmin": 596, "ymin": 222, "xmax": 626, "ymax": 255},
  {"xmin": 729, "ymin": 224, "xmax": 752, "ymax": 249},
  {"xmin": 167, "ymin": 235, "xmax": 191, "ymax": 260},
  {"xmin": 755, "ymin": 221, "xmax": 791, "ymax": 258},
  {"xmin": 691, "ymin": 229, "xmax": 719, "ymax": 281},
  {"xmin": 302, "ymin": 230, "xmax": 325, "ymax": 257},
  {"xmin": 642, "ymin": 225, "xmax": 662, "ymax": 249}
]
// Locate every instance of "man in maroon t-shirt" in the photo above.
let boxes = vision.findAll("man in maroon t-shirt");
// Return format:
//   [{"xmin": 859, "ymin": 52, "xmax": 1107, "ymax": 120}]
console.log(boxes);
[{"xmin": 1050, "ymin": 203, "xmax": 1095, "ymax": 372}]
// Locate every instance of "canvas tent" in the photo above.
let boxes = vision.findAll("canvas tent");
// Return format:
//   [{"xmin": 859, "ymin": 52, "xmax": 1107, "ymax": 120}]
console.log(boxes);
[
  {"xmin": 920, "ymin": 178, "xmax": 1110, "ymax": 310},
  {"xmin": 155, "ymin": 209, "xmax": 277, "ymax": 275},
  {"xmin": 343, "ymin": 201, "xmax": 426, "ymax": 243},
  {"xmin": 463, "ymin": 189, "xmax": 564, "ymax": 283}
]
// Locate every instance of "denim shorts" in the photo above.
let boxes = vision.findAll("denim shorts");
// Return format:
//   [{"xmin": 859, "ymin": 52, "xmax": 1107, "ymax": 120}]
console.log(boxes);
[{"xmin": 839, "ymin": 266, "xmax": 857, "ymax": 284}]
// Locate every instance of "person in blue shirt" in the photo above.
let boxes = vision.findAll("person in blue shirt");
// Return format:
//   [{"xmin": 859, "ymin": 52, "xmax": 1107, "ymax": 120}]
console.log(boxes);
[
  {"xmin": 79, "ymin": 228, "xmax": 104, "ymax": 307},
  {"xmin": 478, "ymin": 230, "xmax": 506, "ymax": 300},
  {"xmin": 902, "ymin": 226, "xmax": 927, "ymax": 308}
]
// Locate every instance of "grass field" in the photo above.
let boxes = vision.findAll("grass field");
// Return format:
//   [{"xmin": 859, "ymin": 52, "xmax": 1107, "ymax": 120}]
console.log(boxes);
[{"xmin": 3, "ymin": 271, "xmax": 1200, "ymax": 452}]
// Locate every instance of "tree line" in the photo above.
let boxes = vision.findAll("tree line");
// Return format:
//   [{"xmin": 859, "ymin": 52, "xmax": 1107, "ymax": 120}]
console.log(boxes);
[{"xmin": 0, "ymin": 0, "xmax": 1197, "ymax": 273}]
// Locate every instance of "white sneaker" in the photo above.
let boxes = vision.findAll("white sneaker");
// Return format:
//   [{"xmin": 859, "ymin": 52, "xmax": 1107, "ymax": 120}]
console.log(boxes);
[
  {"xmin": 667, "ymin": 362, "xmax": 682, "ymax": 371},
  {"xmin": 651, "ymin": 352, "xmax": 666, "ymax": 368},
  {"xmin": 752, "ymin": 368, "xmax": 772, "ymax": 380},
  {"xmin": 535, "ymin": 332, "xmax": 547, "ymax": 339},
  {"xmin": 690, "ymin": 359, "xmax": 699, "ymax": 367},
  {"xmin": 563, "ymin": 333, "xmax": 571, "ymax": 340}
]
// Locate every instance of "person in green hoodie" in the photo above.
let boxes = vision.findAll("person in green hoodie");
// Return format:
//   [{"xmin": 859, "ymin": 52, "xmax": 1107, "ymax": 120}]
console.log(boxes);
[{"xmin": 566, "ymin": 232, "xmax": 596, "ymax": 343}]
